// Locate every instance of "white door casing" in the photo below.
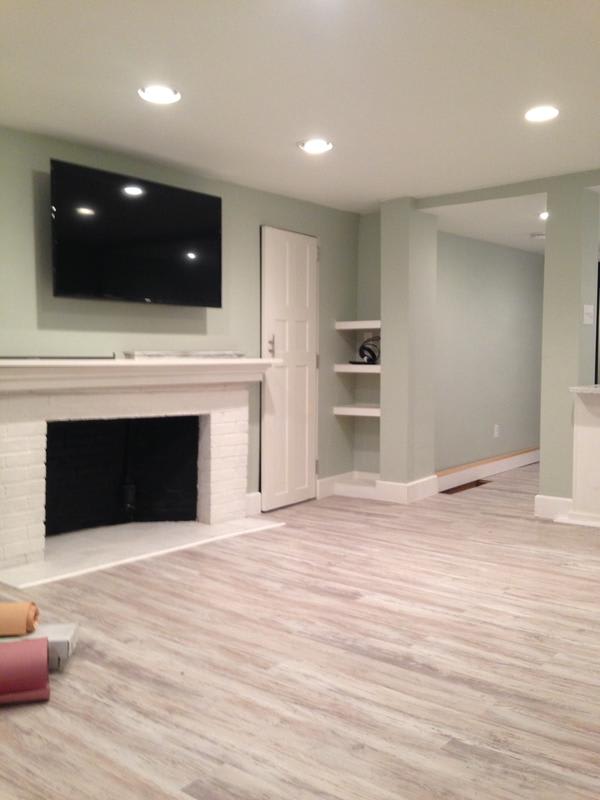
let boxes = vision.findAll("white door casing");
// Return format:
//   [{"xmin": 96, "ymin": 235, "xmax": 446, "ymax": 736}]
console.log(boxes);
[{"xmin": 261, "ymin": 226, "xmax": 318, "ymax": 510}]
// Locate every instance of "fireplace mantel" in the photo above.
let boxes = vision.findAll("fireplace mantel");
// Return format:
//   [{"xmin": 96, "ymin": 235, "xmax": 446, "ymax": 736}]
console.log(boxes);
[
  {"xmin": 0, "ymin": 356, "xmax": 277, "ymax": 571},
  {"xmin": 0, "ymin": 357, "xmax": 277, "ymax": 395}
]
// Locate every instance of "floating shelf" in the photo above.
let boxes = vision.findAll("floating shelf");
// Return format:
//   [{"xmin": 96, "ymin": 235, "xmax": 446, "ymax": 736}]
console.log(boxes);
[
  {"xmin": 335, "ymin": 320, "xmax": 381, "ymax": 331},
  {"xmin": 334, "ymin": 363, "xmax": 381, "ymax": 374},
  {"xmin": 334, "ymin": 403, "xmax": 381, "ymax": 418}
]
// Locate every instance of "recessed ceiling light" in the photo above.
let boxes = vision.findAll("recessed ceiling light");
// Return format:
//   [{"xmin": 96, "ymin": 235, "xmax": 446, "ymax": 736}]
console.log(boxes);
[
  {"xmin": 298, "ymin": 138, "xmax": 334, "ymax": 155},
  {"xmin": 525, "ymin": 105, "xmax": 559, "ymax": 123},
  {"xmin": 138, "ymin": 85, "xmax": 181, "ymax": 105},
  {"xmin": 76, "ymin": 206, "xmax": 95, "ymax": 216},
  {"xmin": 530, "ymin": 232, "xmax": 546, "ymax": 239},
  {"xmin": 123, "ymin": 185, "xmax": 144, "ymax": 197},
  {"xmin": 539, "ymin": 211, "xmax": 549, "ymax": 221},
  {"xmin": 186, "ymin": 251, "xmax": 198, "ymax": 260}
]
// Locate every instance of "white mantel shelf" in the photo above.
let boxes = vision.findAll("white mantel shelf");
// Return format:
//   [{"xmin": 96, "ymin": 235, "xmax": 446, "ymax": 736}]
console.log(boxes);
[{"xmin": 0, "ymin": 357, "xmax": 279, "ymax": 394}]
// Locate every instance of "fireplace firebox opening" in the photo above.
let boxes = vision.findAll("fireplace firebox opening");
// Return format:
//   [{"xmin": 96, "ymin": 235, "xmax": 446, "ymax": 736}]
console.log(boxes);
[{"xmin": 45, "ymin": 416, "xmax": 199, "ymax": 535}]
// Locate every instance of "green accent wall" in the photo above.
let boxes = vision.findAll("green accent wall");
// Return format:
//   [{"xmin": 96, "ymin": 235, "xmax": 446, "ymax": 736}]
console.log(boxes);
[
  {"xmin": 352, "ymin": 213, "xmax": 544, "ymax": 474},
  {"xmin": 354, "ymin": 212, "xmax": 381, "ymax": 473},
  {"xmin": 0, "ymin": 126, "xmax": 359, "ymax": 489},
  {"xmin": 538, "ymin": 186, "xmax": 599, "ymax": 498},
  {"xmin": 436, "ymin": 233, "xmax": 544, "ymax": 470}
]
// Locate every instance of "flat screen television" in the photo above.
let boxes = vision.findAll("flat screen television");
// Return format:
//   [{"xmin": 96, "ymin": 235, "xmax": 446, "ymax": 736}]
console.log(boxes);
[{"xmin": 50, "ymin": 160, "xmax": 222, "ymax": 308}]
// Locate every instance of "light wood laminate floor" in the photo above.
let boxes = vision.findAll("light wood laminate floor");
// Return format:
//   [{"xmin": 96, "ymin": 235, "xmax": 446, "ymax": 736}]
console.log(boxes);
[{"xmin": 2, "ymin": 464, "xmax": 600, "ymax": 799}]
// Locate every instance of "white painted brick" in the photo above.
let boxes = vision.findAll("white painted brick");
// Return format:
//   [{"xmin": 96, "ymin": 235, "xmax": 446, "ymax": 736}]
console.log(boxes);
[
  {"xmin": 27, "ymin": 523, "xmax": 45, "ymax": 540},
  {"xmin": 0, "ymin": 551, "xmax": 29, "ymax": 569},
  {"xmin": 0, "ymin": 451, "xmax": 45, "ymax": 468},
  {"xmin": 0, "ymin": 495, "xmax": 38, "ymax": 514},
  {"xmin": 0, "ymin": 434, "xmax": 45, "ymax": 450},
  {"xmin": 0, "ymin": 385, "xmax": 252, "ymax": 562},
  {"xmin": 0, "ymin": 509, "xmax": 44, "ymax": 531},
  {"xmin": 215, "ymin": 444, "xmax": 248, "ymax": 458},
  {"xmin": 2, "ymin": 539, "xmax": 43, "ymax": 560},
  {"xmin": 218, "ymin": 432, "xmax": 248, "ymax": 445},
  {"xmin": 3, "ymin": 480, "xmax": 45, "ymax": 499},
  {"xmin": 0, "ymin": 422, "xmax": 45, "ymax": 439}
]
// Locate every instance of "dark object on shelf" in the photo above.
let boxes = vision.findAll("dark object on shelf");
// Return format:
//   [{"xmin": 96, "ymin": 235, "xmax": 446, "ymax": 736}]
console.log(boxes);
[{"xmin": 350, "ymin": 335, "xmax": 380, "ymax": 365}]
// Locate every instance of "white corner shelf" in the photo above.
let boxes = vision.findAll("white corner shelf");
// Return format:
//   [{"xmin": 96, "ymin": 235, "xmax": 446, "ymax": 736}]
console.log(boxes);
[
  {"xmin": 335, "ymin": 320, "xmax": 381, "ymax": 331},
  {"xmin": 333, "ymin": 403, "xmax": 381, "ymax": 418},
  {"xmin": 334, "ymin": 363, "xmax": 381, "ymax": 374}
]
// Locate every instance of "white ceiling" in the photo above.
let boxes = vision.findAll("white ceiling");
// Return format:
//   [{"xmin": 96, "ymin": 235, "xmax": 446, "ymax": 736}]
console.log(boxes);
[
  {"xmin": 431, "ymin": 194, "xmax": 548, "ymax": 254},
  {"xmin": 2, "ymin": 1, "xmax": 600, "ymax": 212}
]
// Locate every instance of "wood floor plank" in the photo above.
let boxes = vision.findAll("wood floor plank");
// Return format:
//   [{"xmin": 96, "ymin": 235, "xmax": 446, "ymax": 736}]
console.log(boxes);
[{"xmin": 1, "ymin": 464, "xmax": 600, "ymax": 798}]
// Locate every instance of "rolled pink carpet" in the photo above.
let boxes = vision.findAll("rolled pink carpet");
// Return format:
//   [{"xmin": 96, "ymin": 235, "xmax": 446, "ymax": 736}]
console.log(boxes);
[
  {"xmin": 0, "ymin": 638, "xmax": 50, "ymax": 705},
  {"xmin": 0, "ymin": 601, "xmax": 39, "ymax": 636}
]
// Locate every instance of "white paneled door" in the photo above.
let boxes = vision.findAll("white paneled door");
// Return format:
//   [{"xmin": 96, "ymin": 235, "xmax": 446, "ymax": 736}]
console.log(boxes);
[{"xmin": 261, "ymin": 226, "xmax": 318, "ymax": 511}]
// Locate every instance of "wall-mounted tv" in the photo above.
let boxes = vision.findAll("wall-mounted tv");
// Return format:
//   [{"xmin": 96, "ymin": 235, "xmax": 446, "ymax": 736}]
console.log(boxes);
[{"xmin": 50, "ymin": 160, "xmax": 222, "ymax": 308}]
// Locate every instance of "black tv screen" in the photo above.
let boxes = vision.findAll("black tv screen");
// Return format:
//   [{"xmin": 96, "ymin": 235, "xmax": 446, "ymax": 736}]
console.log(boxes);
[{"xmin": 50, "ymin": 160, "xmax": 222, "ymax": 308}]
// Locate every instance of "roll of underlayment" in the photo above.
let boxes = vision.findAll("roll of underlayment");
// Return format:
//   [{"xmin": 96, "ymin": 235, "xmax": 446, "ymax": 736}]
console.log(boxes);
[
  {"xmin": 0, "ymin": 602, "xmax": 39, "ymax": 636},
  {"xmin": 0, "ymin": 638, "xmax": 50, "ymax": 705},
  {"xmin": 3, "ymin": 624, "xmax": 78, "ymax": 672}
]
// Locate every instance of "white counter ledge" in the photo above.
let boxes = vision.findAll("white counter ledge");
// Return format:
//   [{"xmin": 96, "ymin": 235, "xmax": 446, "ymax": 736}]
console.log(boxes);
[{"xmin": 570, "ymin": 385, "xmax": 600, "ymax": 394}]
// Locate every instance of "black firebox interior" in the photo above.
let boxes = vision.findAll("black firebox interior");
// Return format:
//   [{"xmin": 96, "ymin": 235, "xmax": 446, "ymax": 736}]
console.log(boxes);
[{"xmin": 45, "ymin": 416, "xmax": 199, "ymax": 535}]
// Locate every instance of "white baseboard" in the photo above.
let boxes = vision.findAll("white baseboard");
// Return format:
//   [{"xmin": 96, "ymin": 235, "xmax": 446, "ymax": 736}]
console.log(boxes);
[
  {"xmin": 375, "ymin": 474, "xmax": 439, "ymax": 503},
  {"xmin": 316, "ymin": 472, "xmax": 355, "ymax": 499},
  {"xmin": 554, "ymin": 509, "xmax": 600, "ymax": 529},
  {"xmin": 317, "ymin": 471, "xmax": 438, "ymax": 504},
  {"xmin": 245, "ymin": 492, "xmax": 262, "ymax": 516},
  {"xmin": 438, "ymin": 449, "xmax": 540, "ymax": 492},
  {"xmin": 319, "ymin": 450, "xmax": 540, "ymax": 506},
  {"xmin": 534, "ymin": 494, "xmax": 573, "ymax": 520}
]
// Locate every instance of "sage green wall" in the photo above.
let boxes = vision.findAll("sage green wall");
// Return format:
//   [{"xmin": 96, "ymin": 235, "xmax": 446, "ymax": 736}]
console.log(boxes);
[
  {"xmin": 354, "ymin": 212, "xmax": 381, "ymax": 473},
  {"xmin": 356, "ymin": 212, "xmax": 381, "ymax": 319},
  {"xmin": 351, "ymin": 215, "xmax": 544, "ymax": 474},
  {"xmin": 538, "ymin": 186, "xmax": 599, "ymax": 498},
  {"xmin": 436, "ymin": 233, "xmax": 544, "ymax": 471},
  {"xmin": 0, "ymin": 126, "xmax": 359, "ymax": 489},
  {"xmin": 380, "ymin": 200, "xmax": 437, "ymax": 484}
]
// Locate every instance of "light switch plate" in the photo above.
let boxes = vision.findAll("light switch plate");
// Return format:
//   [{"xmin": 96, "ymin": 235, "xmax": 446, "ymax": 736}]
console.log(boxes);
[{"xmin": 583, "ymin": 304, "xmax": 595, "ymax": 325}]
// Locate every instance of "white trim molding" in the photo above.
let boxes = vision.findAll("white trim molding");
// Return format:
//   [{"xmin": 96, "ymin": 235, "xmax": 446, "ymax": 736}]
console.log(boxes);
[
  {"xmin": 554, "ymin": 510, "xmax": 600, "ymax": 529},
  {"xmin": 317, "ymin": 471, "xmax": 438, "ymax": 504},
  {"xmin": 319, "ymin": 449, "xmax": 541, "ymax": 506},
  {"xmin": 0, "ymin": 357, "xmax": 277, "ymax": 395},
  {"xmin": 375, "ymin": 475, "xmax": 439, "ymax": 504},
  {"xmin": 534, "ymin": 494, "xmax": 573, "ymax": 521},
  {"xmin": 317, "ymin": 472, "xmax": 355, "ymax": 499},
  {"xmin": 245, "ymin": 492, "xmax": 262, "ymax": 516}
]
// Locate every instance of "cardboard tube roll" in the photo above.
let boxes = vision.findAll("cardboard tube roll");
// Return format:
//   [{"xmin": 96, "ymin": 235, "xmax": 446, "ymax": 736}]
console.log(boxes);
[{"xmin": 0, "ymin": 602, "xmax": 40, "ymax": 636}]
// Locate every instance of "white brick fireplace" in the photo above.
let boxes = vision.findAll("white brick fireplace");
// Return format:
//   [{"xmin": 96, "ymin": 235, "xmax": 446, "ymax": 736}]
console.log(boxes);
[{"xmin": 0, "ymin": 357, "xmax": 275, "ymax": 570}]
